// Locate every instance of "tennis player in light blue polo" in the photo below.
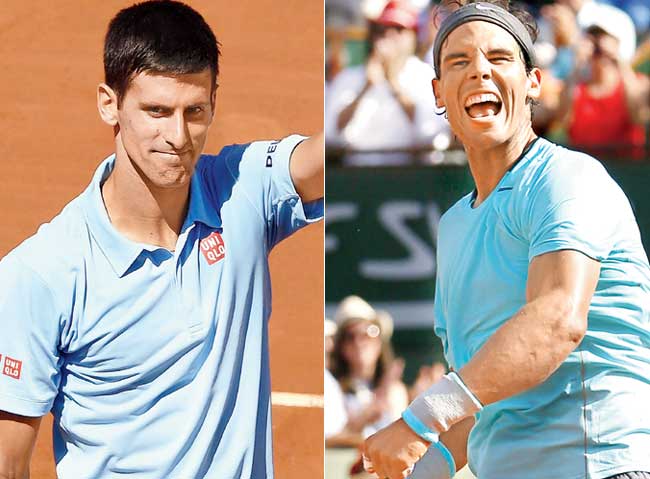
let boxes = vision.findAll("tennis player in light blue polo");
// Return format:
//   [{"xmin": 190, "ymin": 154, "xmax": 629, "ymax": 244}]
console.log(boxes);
[
  {"xmin": 433, "ymin": 137, "xmax": 650, "ymax": 478},
  {"xmin": 0, "ymin": 2, "xmax": 323, "ymax": 478},
  {"xmin": 363, "ymin": 2, "xmax": 650, "ymax": 479},
  {"xmin": 0, "ymin": 135, "xmax": 322, "ymax": 479}
]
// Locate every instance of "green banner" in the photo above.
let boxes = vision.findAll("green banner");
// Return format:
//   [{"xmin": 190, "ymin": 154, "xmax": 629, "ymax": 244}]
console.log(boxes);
[{"xmin": 326, "ymin": 160, "xmax": 650, "ymax": 330}]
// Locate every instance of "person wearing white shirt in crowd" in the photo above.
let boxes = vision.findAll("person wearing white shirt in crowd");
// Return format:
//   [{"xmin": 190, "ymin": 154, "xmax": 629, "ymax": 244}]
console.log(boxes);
[{"xmin": 325, "ymin": 0, "xmax": 450, "ymax": 166}]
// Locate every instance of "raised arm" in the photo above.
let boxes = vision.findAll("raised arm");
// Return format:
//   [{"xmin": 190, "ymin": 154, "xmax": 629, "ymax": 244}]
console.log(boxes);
[
  {"xmin": 0, "ymin": 411, "xmax": 42, "ymax": 479},
  {"xmin": 290, "ymin": 132, "xmax": 324, "ymax": 203}
]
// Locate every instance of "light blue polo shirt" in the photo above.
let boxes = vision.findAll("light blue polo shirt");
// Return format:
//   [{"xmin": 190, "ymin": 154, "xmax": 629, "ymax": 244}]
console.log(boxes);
[
  {"xmin": 434, "ymin": 138, "xmax": 650, "ymax": 478},
  {"xmin": 0, "ymin": 135, "xmax": 323, "ymax": 479}
]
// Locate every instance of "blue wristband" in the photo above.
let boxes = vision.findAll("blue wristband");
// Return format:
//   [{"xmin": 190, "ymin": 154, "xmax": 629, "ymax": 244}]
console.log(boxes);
[
  {"xmin": 432, "ymin": 440, "xmax": 456, "ymax": 478},
  {"xmin": 401, "ymin": 408, "xmax": 440, "ymax": 444}
]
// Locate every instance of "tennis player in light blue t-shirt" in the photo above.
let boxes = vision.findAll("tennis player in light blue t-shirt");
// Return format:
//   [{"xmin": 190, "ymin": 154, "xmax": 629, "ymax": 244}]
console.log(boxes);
[
  {"xmin": 363, "ymin": 2, "xmax": 650, "ymax": 479},
  {"xmin": 0, "ymin": 2, "xmax": 323, "ymax": 478}
]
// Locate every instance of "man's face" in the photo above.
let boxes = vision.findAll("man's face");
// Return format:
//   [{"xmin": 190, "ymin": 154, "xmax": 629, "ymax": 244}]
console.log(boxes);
[
  {"xmin": 586, "ymin": 29, "xmax": 620, "ymax": 66},
  {"xmin": 114, "ymin": 69, "xmax": 215, "ymax": 189},
  {"xmin": 433, "ymin": 21, "xmax": 541, "ymax": 150},
  {"xmin": 372, "ymin": 24, "xmax": 417, "ymax": 57}
]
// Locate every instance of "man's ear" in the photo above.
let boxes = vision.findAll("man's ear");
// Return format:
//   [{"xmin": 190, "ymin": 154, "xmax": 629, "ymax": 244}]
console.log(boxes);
[
  {"xmin": 526, "ymin": 67, "xmax": 542, "ymax": 101},
  {"xmin": 210, "ymin": 87, "xmax": 217, "ymax": 120},
  {"xmin": 432, "ymin": 78, "xmax": 445, "ymax": 109},
  {"xmin": 97, "ymin": 83, "xmax": 119, "ymax": 127}
]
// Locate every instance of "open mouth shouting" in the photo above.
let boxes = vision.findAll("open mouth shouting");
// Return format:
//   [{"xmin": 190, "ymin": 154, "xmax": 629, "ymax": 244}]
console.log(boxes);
[{"xmin": 464, "ymin": 92, "xmax": 502, "ymax": 119}]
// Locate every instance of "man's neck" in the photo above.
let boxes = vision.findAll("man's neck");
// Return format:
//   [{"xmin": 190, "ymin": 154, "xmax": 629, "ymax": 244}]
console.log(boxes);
[
  {"xmin": 102, "ymin": 157, "xmax": 190, "ymax": 251},
  {"xmin": 465, "ymin": 128, "xmax": 537, "ymax": 208}
]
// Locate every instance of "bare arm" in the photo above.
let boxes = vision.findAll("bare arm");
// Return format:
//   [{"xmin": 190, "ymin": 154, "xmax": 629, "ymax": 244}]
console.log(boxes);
[
  {"xmin": 553, "ymin": 37, "xmax": 595, "ymax": 128},
  {"xmin": 597, "ymin": 35, "xmax": 650, "ymax": 125},
  {"xmin": 363, "ymin": 250, "xmax": 598, "ymax": 478},
  {"xmin": 554, "ymin": 72, "xmax": 579, "ymax": 129},
  {"xmin": 289, "ymin": 132, "xmax": 323, "ymax": 203},
  {"xmin": 620, "ymin": 64, "xmax": 650, "ymax": 125},
  {"xmin": 460, "ymin": 249, "xmax": 599, "ymax": 404},
  {"xmin": 0, "ymin": 411, "xmax": 42, "ymax": 479}
]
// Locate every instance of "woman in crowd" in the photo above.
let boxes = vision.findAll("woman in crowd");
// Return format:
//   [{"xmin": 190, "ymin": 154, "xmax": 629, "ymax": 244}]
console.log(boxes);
[{"xmin": 330, "ymin": 296, "xmax": 409, "ymax": 442}]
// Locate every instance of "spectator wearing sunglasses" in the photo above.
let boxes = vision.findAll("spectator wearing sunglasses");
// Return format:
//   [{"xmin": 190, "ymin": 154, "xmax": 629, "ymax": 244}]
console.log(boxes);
[{"xmin": 329, "ymin": 295, "xmax": 409, "ymax": 440}]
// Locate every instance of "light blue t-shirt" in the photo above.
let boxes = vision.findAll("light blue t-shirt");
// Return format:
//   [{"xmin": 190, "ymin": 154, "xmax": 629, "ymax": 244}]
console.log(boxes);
[
  {"xmin": 434, "ymin": 138, "xmax": 650, "ymax": 479},
  {"xmin": 0, "ymin": 135, "xmax": 323, "ymax": 479}
]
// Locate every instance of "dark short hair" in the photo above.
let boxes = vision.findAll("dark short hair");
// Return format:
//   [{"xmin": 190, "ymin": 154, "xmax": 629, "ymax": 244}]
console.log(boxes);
[{"xmin": 104, "ymin": 0, "xmax": 220, "ymax": 103}]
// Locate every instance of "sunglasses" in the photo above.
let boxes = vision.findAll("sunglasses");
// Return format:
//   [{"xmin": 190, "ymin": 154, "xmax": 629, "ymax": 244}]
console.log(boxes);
[{"xmin": 341, "ymin": 324, "xmax": 381, "ymax": 342}]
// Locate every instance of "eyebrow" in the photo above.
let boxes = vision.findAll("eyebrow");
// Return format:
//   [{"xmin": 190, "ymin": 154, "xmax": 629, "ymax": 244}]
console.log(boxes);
[
  {"xmin": 443, "ymin": 47, "xmax": 516, "ymax": 64},
  {"xmin": 485, "ymin": 48, "xmax": 516, "ymax": 57},
  {"xmin": 139, "ymin": 102, "xmax": 210, "ymax": 109}
]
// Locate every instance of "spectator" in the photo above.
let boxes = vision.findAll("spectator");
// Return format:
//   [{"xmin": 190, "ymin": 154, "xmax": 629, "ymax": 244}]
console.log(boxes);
[
  {"xmin": 330, "ymin": 295, "xmax": 409, "ymax": 439},
  {"xmin": 325, "ymin": 0, "xmax": 449, "ymax": 166},
  {"xmin": 573, "ymin": 0, "xmax": 637, "ymax": 62},
  {"xmin": 537, "ymin": 0, "xmax": 636, "ymax": 76},
  {"xmin": 539, "ymin": 1, "xmax": 581, "ymax": 80},
  {"xmin": 553, "ymin": 7, "xmax": 650, "ymax": 159}
]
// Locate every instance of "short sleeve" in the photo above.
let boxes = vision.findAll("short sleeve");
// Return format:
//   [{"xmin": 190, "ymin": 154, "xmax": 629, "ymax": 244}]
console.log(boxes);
[
  {"xmin": 522, "ymin": 155, "xmax": 621, "ymax": 262},
  {"xmin": 224, "ymin": 135, "xmax": 324, "ymax": 249},
  {"xmin": 0, "ymin": 255, "xmax": 62, "ymax": 417}
]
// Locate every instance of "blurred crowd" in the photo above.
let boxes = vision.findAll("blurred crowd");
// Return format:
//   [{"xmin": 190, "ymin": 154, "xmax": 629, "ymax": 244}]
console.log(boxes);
[
  {"xmin": 325, "ymin": 0, "xmax": 650, "ymax": 165},
  {"xmin": 325, "ymin": 295, "xmax": 446, "ymax": 475}
]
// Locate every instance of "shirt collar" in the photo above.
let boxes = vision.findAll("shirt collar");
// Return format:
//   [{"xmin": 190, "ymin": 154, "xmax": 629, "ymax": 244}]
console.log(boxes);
[
  {"xmin": 468, "ymin": 137, "xmax": 545, "ymax": 207},
  {"xmin": 82, "ymin": 154, "xmax": 222, "ymax": 277},
  {"xmin": 181, "ymin": 159, "xmax": 223, "ymax": 232}
]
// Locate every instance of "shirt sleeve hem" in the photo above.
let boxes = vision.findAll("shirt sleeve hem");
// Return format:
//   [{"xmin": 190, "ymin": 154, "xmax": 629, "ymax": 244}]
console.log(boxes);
[
  {"xmin": 277, "ymin": 134, "xmax": 309, "ymax": 199},
  {"xmin": 529, "ymin": 241, "xmax": 605, "ymax": 263},
  {"xmin": 276, "ymin": 135, "xmax": 324, "ymax": 222},
  {"xmin": 0, "ymin": 393, "xmax": 51, "ymax": 417}
]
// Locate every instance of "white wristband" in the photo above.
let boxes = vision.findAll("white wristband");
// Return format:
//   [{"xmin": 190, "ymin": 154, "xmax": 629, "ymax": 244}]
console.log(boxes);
[
  {"xmin": 409, "ymin": 443, "xmax": 455, "ymax": 479},
  {"xmin": 407, "ymin": 372, "xmax": 482, "ymax": 433}
]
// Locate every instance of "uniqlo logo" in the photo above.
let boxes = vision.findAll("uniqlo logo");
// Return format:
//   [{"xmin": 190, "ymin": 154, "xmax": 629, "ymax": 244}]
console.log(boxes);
[
  {"xmin": 200, "ymin": 231, "xmax": 226, "ymax": 265},
  {"xmin": 3, "ymin": 356, "xmax": 22, "ymax": 380}
]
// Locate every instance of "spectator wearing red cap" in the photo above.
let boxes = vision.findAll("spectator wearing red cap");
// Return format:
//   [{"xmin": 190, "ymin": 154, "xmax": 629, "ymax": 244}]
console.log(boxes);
[{"xmin": 325, "ymin": 0, "xmax": 450, "ymax": 166}]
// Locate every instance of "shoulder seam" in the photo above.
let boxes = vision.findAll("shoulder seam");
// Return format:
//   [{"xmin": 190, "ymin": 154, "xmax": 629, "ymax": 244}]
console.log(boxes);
[
  {"xmin": 10, "ymin": 255, "xmax": 66, "ymax": 319},
  {"xmin": 222, "ymin": 145, "xmax": 268, "ymax": 227}
]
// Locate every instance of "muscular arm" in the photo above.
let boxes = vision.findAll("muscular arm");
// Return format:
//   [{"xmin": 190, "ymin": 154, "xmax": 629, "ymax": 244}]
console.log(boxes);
[
  {"xmin": 364, "ymin": 250, "xmax": 599, "ymax": 478},
  {"xmin": 460, "ymin": 249, "xmax": 599, "ymax": 404},
  {"xmin": 289, "ymin": 132, "xmax": 323, "ymax": 203},
  {"xmin": 0, "ymin": 411, "xmax": 42, "ymax": 479}
]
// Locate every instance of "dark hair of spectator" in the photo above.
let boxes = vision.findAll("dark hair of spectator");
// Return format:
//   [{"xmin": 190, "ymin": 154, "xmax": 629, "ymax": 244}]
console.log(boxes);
[
  {"xmin": 104, "ymin": 0, "xmax": 220, "ymax": 104},
  {"xmin": 330, "ymin": 322, "xmax": 397, "ymax": 394}
]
